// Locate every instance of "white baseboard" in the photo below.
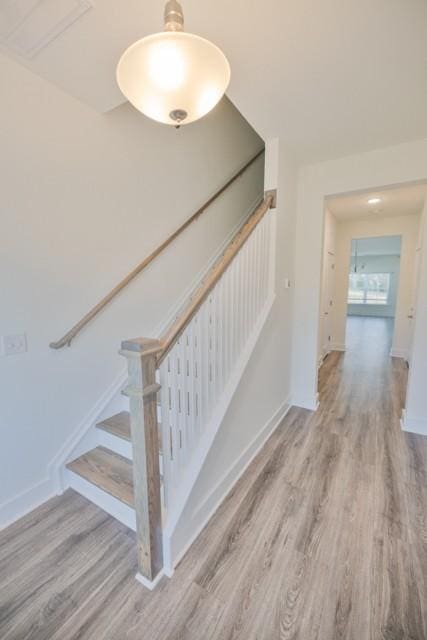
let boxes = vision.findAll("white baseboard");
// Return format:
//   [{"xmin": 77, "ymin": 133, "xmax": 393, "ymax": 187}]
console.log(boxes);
[
  {"xmin": 390, "ymin": 348, "xmax": 409, "ymax": 360},
  {"xmin": 401, "ymin": 409, "xmax": 427, "ymax": 436},
  {"xmin": 135, "ymin": 570, "xmax": 165, "ymax": 591},
  {"xmin": 164, "ymin": 395, "xmax": 292, "ymax": 575},
  {"xmin": 330, "ymin": 343, "xmax": 346, "ymax": 352},
  {"xmin": 0, "ymin": 476, "xmax": 56, "ymax": 530},
  {"xmin": 292, "ymin": 392, "xmax": 319, "ymax": 411}
]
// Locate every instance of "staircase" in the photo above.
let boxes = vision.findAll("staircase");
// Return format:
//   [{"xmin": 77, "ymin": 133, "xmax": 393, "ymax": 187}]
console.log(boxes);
[{"xmin": 63, "ymin": 194, "xmax": 277, "ymax": 589}]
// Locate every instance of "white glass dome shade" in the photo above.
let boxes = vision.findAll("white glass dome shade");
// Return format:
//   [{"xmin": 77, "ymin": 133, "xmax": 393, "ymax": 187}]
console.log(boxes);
[{"xmin": 116, "ymin": 4, "xmax": 230, "ymax": 126}]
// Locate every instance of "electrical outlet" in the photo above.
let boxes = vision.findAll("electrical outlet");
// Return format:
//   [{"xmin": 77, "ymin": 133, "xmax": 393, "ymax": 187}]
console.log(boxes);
[
  {"xmin": 2, "ymin": 333, "xmax": 27, "ymax": 356},
  {"xmin": 284, "ymin": 278, "xmax": 291, "ymax": 289}
]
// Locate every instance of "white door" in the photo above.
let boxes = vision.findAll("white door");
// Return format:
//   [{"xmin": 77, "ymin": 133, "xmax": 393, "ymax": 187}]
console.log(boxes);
[{"xmin": 322, "ymin": 252, "xmax": 335, "ymax": 357}]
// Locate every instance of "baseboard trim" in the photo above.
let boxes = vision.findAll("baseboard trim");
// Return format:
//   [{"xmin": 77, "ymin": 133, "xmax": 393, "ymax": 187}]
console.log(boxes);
[
  {"xmin": 292, "ymin": 392, "xmax": 319, "ymax": 412},
  {"xmin": 135, "ymin": 570, "xmax": 165, "ymax": 591},
  {"xmin": 390, "ymin": 348, "xmax": 409, "ymax": 360},
  {"xmin": 193, "ymin": 396, "xmax": 292, "ymax": 519},
  {"xmin": 164, "ymin": 395, "xmax": 291, "ymax": 575},
  {"xmin": 0, "ymin": 476, "xmax": 56, "ymax": 530},
  {"xmin": 330, "ymin": 343, "xmax": 346, "ymax": 352},
  {"xmin": 401, "ymin": 409, "xmax": 427, "ymax": 436}
]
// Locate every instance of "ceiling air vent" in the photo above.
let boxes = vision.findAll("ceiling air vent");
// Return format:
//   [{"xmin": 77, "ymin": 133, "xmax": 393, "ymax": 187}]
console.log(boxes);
[{"xmin": 0, "ymin": 0, "xmax": 92, "ymax": 59}]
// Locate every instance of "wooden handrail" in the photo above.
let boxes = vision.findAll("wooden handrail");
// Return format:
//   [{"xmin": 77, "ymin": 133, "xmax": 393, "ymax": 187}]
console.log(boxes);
[
  {"xmin": 119, "ymin": 191, "xmax": 274, "ymax": 585},
  {"xmin": 50, "ymin": 147, "xmax": 265, "ymax": 349},
  {"xmin": 155, "ymin": 194, "xmax": 274, "ymax": 365}
]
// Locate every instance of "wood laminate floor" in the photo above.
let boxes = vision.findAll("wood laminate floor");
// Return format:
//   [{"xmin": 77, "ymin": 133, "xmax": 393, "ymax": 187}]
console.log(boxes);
[{"xmin": 1, "ymin": 316, "xmax": 426, "ymax": 639}]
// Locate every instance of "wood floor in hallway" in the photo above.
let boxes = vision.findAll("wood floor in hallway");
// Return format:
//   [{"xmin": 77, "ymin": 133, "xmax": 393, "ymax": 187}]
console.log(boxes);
[{"xmin": 1, "ymin": 316, "xmax": 426, "ymax": 639}]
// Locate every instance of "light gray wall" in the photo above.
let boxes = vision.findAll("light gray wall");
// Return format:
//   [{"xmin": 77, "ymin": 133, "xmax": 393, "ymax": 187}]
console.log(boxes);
[{"xmin": 0, "ymin": 53, "xmax": 263, "ymax": 515}]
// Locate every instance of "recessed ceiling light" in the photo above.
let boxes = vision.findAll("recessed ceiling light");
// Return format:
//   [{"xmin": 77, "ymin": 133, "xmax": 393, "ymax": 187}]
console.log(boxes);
[{"xmin": 368, "ymin": 197, "xmax": 382, "ymax": 205}]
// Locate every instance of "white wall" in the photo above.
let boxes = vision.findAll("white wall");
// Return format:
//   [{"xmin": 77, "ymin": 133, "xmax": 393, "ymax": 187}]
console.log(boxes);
[
  {"xmin": 0, "ymin": 53, "xmax": 264, "ymax": 522},
  {"xmin": 293, "ymin": 138, "xmax": 427, "ymax": 410},
  {"xmin": 330, "ymin": 214, "xmax": 420, "ymax": 359},
  {"xmin": 347, "ymin": 254, "xmax": 400, "ymax": 319},
  {"xmin": 405, "ymin": 199, "xmax": 427, "ymax": 435},
  {"xmin": 169, "ymin": 140, "xmax": 298, "ymax": 560}
]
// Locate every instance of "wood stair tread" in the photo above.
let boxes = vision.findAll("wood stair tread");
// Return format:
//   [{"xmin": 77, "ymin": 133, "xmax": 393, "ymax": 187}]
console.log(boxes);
[
  {"xmin": 97, "ymin": 411, "xmax": 131, "ymax": 441},
  {"xmin": 67, "ymin": 446, "xmax": 134, "ymax": 508},
  {"xmin": 96, "ymin": 411, "xmax": 163, "ymax": 453}
]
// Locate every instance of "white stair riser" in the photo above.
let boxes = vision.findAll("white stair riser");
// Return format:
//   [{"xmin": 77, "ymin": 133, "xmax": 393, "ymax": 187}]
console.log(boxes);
[
  {"xmin": 95, "ymin": 429, "xmax": 164, "ymax": 475},
  {"xmin": 97, "ymin": 429, "xmax": 133, "ymax": 459},
  {"xmin": 65, "ymin": 468, "xmax": 136, "ymax": 531}
]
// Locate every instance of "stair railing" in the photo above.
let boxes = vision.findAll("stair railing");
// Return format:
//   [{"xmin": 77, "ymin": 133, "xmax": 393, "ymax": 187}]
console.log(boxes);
[
  {"xmin": 50, "ymin": 148, "xmax": 265, "ymax": 350},
  {"xmin": 120, "ymin": 192, "xmax": 276, "ymax": 586}
]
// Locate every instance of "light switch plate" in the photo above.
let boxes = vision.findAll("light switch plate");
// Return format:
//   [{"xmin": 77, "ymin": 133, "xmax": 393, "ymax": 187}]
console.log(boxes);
[{"xmin": 2, "ymin": 333, "xmax": 27, "ymax": 356}]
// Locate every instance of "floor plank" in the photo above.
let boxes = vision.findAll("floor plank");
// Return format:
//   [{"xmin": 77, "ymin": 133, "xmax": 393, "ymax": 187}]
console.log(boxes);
[{"xmin": 1, "ymin": 316, "xmax": 426, "ymax": 639}]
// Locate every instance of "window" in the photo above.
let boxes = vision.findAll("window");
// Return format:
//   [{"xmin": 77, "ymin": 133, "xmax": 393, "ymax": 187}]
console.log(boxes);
[{"xmin": 348, "ymin": 273, "xmax": 391, "ymax": 305}]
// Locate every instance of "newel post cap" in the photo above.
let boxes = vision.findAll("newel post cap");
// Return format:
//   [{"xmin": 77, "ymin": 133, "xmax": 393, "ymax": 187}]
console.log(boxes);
[{"xmin": 120, "ymin": 337, "xmax": 163, "ymax": 358}]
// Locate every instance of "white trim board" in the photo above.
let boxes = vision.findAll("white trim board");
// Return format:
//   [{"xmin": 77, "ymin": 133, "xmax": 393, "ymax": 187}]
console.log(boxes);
[
  {"xmin": 135, "ymin": 570, "xmax": 165, "ymax": 591},
  {"xmin": 401, "ymin": 410, "xmax": 427, "ymax": 436},
  {"xmin": 164, "ymin": 292, "xmax": 277, "ymax": 536},
  {"xmin": 164, "ymin": 395, "xmax": 292, "ymax": 575},
  {"xmin": 292, "ymin": 392, "xmax": 319, "ymax": 412},
  {"xmin": 162, "ymin": 291, "xmax": 277, "ymax": 570},
  {"xmin": 330, "ymin": 343, "xmax": 346, "ymax": 352},
  {"xmin": 97, "ymin": 429, "xmax": 133, "ymax": 460},
  {"xmin": 390, "ymin": 348, "xmax": 409, "ymax": 360},
  {"xmin": 64, "ymin": 469, "xmax": 137, "ymax": 530},
  {"xmin": 0, "ymin": 476, "xmax": 56, "ymax": 530}
]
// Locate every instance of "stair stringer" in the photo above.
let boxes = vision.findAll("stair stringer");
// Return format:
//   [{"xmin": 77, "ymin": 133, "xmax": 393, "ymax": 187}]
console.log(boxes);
[
  {"xmin": 161, "ymin": 291, "xmax": 276, "ymax": 576},
  {"xmin": 49, "ymin": 196, "xmax": 262, "ymax": 496}
]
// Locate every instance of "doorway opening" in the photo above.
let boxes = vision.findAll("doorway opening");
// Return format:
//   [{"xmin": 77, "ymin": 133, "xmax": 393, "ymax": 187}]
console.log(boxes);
[
  {"xmin": 346, "ymin": 235, "xmax": 402, "ymax": 355},
  {"xmin": 318, "ymin": 181, "xmax": 426, "ymax": 393}
]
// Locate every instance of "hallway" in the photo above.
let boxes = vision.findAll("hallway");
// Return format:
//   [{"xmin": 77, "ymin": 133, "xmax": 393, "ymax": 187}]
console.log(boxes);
[{"xmin": 1, "ymin": 319, "xmax": 426, "ymax": 639}]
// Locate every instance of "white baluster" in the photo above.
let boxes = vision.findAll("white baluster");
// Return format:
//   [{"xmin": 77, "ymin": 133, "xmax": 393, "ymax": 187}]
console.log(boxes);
[{"xmin": 158, "ymin": 208, "xmax": 275, "ymax": 512}]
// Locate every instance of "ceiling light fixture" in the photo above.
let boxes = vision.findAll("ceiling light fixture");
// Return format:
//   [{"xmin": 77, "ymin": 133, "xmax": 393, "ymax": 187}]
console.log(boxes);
[
  {"xmin": 116, "ymin": 0, "xmax": 231, "ymax": 127},
  {"xmin": 368, "ymin": 197, "xmax": 382, "ymax": 205}
]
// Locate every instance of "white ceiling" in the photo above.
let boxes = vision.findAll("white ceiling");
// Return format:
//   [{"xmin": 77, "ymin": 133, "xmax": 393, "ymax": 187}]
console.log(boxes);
[
  {"xmin": 351, "ymin": 236, "xmax": 401, "ymax": 257},
  {"xmin": 1, "ymin": 0, "xmax": 427, "ymax": 162},
  {"xmin": 327, "ymin": 182, "xmax": 427, "ymax": 222}
]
